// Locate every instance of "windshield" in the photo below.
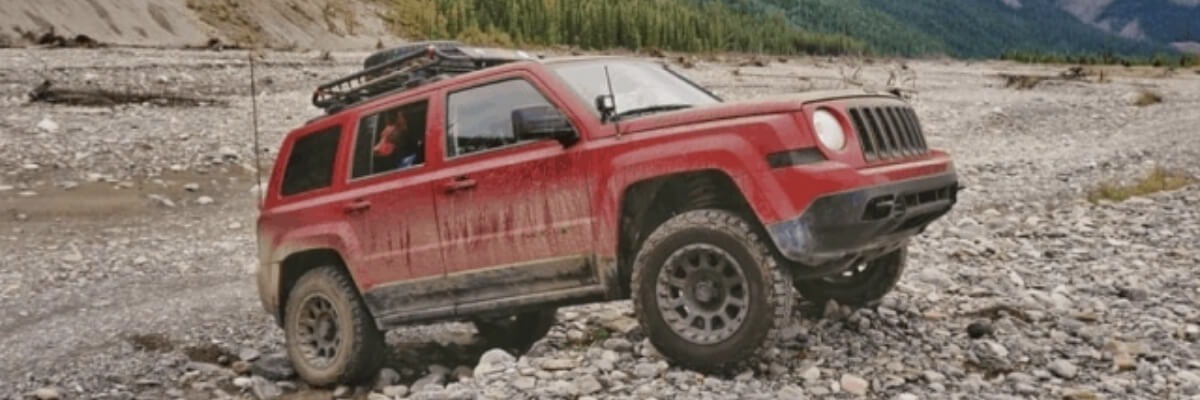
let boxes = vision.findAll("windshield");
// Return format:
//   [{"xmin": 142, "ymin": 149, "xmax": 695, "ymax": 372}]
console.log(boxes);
[{"xmin": 549, "ymin": 60, "xmax": 720, "ymax": 119}]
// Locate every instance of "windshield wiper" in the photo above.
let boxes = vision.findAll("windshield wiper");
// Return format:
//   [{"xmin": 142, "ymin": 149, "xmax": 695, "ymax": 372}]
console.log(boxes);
[{"xmin": 611, "ymin": 104, "xmax": 694, "ymax": 122}]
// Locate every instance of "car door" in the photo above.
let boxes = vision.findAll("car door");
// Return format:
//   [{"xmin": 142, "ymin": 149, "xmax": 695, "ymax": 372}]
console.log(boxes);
[
  {"xmin": 433, "ymin": 74, "xmax": 596, "ymax": 309},
  {"xmin": 342, "ymin": 99, "xmax": 452, "ymax": 321}
]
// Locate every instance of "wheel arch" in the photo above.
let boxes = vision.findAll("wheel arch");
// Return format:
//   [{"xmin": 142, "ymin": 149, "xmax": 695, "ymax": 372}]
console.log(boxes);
[
  {"xmin": 277, "ymin": 248, "xmax": 361, "ymax": 325},
  {"xmin": 612, "ymin": 169, "xmax": 771, "ymax": 299}
]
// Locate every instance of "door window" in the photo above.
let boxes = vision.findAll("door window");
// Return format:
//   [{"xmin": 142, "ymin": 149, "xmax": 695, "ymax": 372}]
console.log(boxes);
[
  {"xmin": 281, "ymin": 126, "xmax": 341, "ymax": 196},
  {"xmin": 352, "ymin": 101, "xmax": 429, "ymax": 179},
  {"xmin": 445, "ymin": 79, "xmax": 557, "ymax": 157}
]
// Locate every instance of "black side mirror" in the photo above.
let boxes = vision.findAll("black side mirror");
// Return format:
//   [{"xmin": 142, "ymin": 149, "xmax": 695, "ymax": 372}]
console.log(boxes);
[
  {"xmin": 511, "ymin": 105, "xmax": 578, "ymax": 146},
  {"xmin": 595, "ymin": 94, "xmax": 616, "ymax": 122}
]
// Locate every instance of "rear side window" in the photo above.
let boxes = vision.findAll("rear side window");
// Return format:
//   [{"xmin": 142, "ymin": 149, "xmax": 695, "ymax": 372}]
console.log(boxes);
[
  {"xmin": 281, "ymin": 126, "xmax": 341, "ymax": 196},
  {"xmin": 351, "ymin": 100, "xmax": 429, "ymax": 179}
]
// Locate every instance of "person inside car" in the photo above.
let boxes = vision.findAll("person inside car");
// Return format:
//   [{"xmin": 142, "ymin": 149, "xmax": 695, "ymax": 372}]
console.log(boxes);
[{"xmin": 372, "ymin": 112, "xmax": 422, "ymax": 169}]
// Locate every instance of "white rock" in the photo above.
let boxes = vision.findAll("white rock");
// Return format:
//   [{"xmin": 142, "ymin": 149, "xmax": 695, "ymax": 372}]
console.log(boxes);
[
  {"xmin": 840, "ymin": 373, "xmax": 869, "ymax": 396},
  {"xmin": 196, "ymin": 196, "xmax": 215, "ymax": 205},
  {"xmin": 32, "ymin": 387, "xmax": 60, "ymax": 400},
  {"xmin": 232, "ymin": 376, "xmax": 253, "ymax": 388},
  {"xmin": 37, "ymin": 118, "xmax": 59, "ymax": 133},
  {"xmin": 381, "ymin": 385, "xmax": 408, "ymax": 397}
]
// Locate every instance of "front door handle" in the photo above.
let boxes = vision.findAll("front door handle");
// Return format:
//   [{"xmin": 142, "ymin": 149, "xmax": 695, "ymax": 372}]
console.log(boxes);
[
  {"xmin": 443, "ymin": 177, "xmax": 477, "ymax": 193},
  {"xmin": 343, "ymin": 199, "xmax": 372, "ymax": 214}
]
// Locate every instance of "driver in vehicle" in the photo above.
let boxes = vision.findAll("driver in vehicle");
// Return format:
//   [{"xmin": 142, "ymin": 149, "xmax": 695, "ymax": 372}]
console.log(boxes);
[{"xmin": 373, "ymin": 112, "xmax": 422, "ymax": 169}]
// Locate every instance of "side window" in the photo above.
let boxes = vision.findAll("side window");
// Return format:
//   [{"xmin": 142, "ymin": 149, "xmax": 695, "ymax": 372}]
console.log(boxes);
[
  {"xmin": 352, "ymin": 100, "xmax": 429, "ymax": 179},
  {"xmin": 446, "ymin": 79, "xmax": 556, "ymax": 157},
  {"xmin": 281, "ymin": 126, "xmax": 341, "ymax": 196}
]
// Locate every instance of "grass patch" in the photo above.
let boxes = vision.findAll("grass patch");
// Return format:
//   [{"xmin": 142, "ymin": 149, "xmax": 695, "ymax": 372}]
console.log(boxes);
[
  {"xmin": 1134, "ymin": 90, "xmax": 1163, "ymax": 107},
  {"xmin": 1088, "ymin": 167, "xmax": 1194, "ymax": 203}
]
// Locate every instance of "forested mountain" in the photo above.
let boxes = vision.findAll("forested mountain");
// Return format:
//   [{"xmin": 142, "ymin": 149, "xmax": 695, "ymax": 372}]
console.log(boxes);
[
  {"xmin": 712, "ymin": 0, "xmax": 1178, "ymax": 57},
  {"xmin": 1056, "ymin": 0, "xmax": 1200, "ymax": 51},
  {"xmin": 381, "ymin": 0, "xmax": 1192, "ymax": 59}
]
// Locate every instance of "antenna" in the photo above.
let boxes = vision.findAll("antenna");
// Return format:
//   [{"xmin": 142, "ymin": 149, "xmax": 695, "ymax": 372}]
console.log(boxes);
[
  {"xmin": 603, "ymin": 65, "xmax": 620, "ymax": 137},
  {"xmin": 249, "ymin": 52, "xmax": 264, "ymax": 209}
]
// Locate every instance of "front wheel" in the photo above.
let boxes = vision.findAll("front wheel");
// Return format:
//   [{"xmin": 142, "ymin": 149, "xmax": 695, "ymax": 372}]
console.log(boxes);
[
  {"xmin": 631, "ymin": 210, "xmax": 793, "ymax": 370},
  {"xmin": 793, "ymin": 248, "xmax": 907, "ymax": 307},
  {"xmin": 284, "ymin": 266, "xmax": 385, "ymax": 386}
]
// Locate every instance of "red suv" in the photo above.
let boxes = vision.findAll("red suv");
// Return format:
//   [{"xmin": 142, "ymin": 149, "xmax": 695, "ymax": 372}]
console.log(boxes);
[{"xmin": 256, "ymin": 43, "xmax": 958, "ymax": 385}]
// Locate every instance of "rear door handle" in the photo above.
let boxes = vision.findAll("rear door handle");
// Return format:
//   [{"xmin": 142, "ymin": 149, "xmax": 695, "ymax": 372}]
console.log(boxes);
[
  {"xmin": 443, "ymin": 177, "xmax": 477, "ymax": 193},
  {"xmin": 343, "ymin": 199, "xmax": 372, "ymax": 214}
]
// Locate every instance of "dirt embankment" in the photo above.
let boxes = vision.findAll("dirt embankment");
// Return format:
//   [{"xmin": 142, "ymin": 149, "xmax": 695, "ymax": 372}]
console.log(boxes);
[{"xmin": 0, "ymin": 0, "xmax": 399, "ymax": 50}]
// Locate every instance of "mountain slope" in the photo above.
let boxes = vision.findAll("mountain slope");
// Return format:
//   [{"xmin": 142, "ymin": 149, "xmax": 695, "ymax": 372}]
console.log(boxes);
[
  {"xmin": 1072, "ymin": 0, "xmax": 1200, "ymax": 50},
  {"xmin": 712, "ymin": 0, "xmax": 1175, "ymax": 57}
]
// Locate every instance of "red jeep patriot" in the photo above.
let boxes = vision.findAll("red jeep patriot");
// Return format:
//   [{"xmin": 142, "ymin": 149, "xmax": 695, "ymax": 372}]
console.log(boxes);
[{"xmin": 256, "ymin": 42, "xmax": 958, "ymax": 385}]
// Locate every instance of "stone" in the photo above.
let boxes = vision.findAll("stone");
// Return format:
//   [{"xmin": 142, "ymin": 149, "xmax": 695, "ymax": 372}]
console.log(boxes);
[
  {"xmin": 250, "ymin": 377, "xmax": 282, "ymax": 400},
  {"xmin": 251, "ymin": 353, "xmax": 296, "ymax": 380},
  {"xmin": 333, "ymin": 385, "xmax": 352, "ymax": 397},
  {"xmin": 382, "ymin": 385, "xmax": 409, "ymax": 397},
  {"xmin": 476, "ymin": 348, "xmax": 516, "ymax": 377},
  {"xmin": 540, "ymin": 358, "xmax": 578, "ymax": 371},
  {"xmin": 197, "ymin": 196, "xmax": 215, "ymax": 205},
  {"xmin": 367, "ymin": 394, "xmax": 390, "ymax": 400},
  {"xmin": 634, "ymin": 361, "xmax": 669, "ymax": 378},
  {"xmin": 967, "ymin": 320, "xmax": 994, "ymax": 339},
  {"xmin": 453, "ymin": 366, "xmax": 473, "ymax": 380},
  {"xmin": 184, "ymin": 183, "xmax": 201, "ymax": 192},
  {"xmin": 1113, "ymin": 352, "xmax": 1137, "ymax": 371},
  {"xmin": 376, "ymin": 368, "xmax": 401, "ymax": 389},
  {"xmin": 148, "ymin": 194, "xmax": 176, "ymax": 208},
  {"xmin": 412, "ymin": 369, "xmax": 447, "ymax": 392},
  {"xmin": 231, "ymin": 360, "xmax": 252, "ymax": 375},
  {"xmin": 566, "ymin": 329, "xmax": 587, "ymax": 343},
  {"xmin": 800, "ymin": 366, "xmax": 821, "ymax": 382},
  {"xmin": 574, "ymin": 374, "xmax": 603, "ymax": 394},
  {"xmin": 37, "ymin": 118, "xmax": 59, "ymax": 133},
  {"xmin": 603, "ymin": 338, "xmax": 634, "ymax": 352},
  {"xmin": 777, "ymin": 384, "xmax": 805, "ymax": 398},
  {"xmin": 895, "ymin": 394, "xmax": 918, "ymax": 400},
  {"xmin": 1049, "ymin": 359, "xmax": 1079, "ymax": 379},
  {"xmin": 233, "ymin": 376, "xmax": 254, "ymax": 388},
  {"xmin": 239, "ymin": 348, "xmax": 261, "ymax": 362},
  {"xmin": 840, "ymin": 373, "xmax": 869, "ymax": 396},
  {"xmin": 33, "ymin": 387, "xmax": 60, "ymax": 400},
  {"xmin": 513, "ymin": 376, "xmax": 536, "ymax": 390},
  {"xmin": 601, "ymin": 315, "xmax": 639, "ymax": 335}
]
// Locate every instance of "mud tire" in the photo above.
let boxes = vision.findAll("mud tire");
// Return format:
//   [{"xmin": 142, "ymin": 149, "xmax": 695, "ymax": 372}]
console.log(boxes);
[
  {"xmin": 793, "ymin": 248, "xmax": 907, "ymax": 307},
  {"xmin": 284, "ymin": 266, "xmax": 385, "ymax": 386},
  {"xmin": 631, "ymin": 209, "xmax": 793, "ymax": 370},
  {"xmin": 473, "ymin": 309, "xmax": 557, "ymax": 353}
]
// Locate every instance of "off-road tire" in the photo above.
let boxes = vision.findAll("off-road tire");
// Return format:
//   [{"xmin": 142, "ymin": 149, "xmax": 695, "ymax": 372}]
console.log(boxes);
[
  {"xmin": 793, "ymin": 248, "xmax": 907, "ymax": 307},
  {"xmin": 284, "ymin": 266, "xmax": 385, "ymax": 386},
  {"xmin": 631, "ymin": 209, "xmax": 793, "ymax": 370},
  {"xmin": 473, "ymin": 309, "xmax": 557, "ymax": 353}
]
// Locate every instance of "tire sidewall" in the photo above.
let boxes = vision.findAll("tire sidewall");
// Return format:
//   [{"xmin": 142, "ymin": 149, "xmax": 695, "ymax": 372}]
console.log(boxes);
[
  {"xmin": 635, "ymin": 223, "xmax": 774, "ymax": 364},
  {"xmin": 284, "ymin": 269, "xmax": 360, "ymax": 386}
]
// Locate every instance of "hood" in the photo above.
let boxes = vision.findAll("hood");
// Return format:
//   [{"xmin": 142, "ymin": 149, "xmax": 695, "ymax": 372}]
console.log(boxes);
[{"xmin": 616, "ymin": 89, "xmax": 893, "ymax": 135}]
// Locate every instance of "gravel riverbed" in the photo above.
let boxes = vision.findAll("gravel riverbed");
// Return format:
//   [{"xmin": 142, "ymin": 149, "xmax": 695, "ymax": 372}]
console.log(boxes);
[{"xmin": 1, "ymin": 48, "xmax": 1198, "ymax": 399}]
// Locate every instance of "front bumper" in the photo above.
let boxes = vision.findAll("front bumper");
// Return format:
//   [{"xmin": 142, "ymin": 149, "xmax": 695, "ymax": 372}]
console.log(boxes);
[{"xmin": 766, "ymin": 172, "xmax": 959, "ymax": 271}]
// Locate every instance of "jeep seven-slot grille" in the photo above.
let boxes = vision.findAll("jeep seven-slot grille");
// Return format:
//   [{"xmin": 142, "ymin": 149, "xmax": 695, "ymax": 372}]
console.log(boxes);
[{"xmin": 848, "ymin": 106, "xmax": 928, "ymax": 161}]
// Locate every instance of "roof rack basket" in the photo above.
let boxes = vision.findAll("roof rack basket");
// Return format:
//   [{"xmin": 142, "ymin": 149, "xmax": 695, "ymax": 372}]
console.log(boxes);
[{"xmin": 312, "ymin": 42, "xmax": 532, "ymax": 113}]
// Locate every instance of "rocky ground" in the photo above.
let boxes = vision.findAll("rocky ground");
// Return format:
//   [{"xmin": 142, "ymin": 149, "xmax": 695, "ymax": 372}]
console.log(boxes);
[{"xmin": 1, "ymin": 47, "xmax": 1199, "ymax": 400}]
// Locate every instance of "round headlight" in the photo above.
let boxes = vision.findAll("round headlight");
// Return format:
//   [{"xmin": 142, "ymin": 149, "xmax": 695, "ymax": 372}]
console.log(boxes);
[{"xmin": 812, "ymin": 109, "xmax": 846, "ymax": 151}]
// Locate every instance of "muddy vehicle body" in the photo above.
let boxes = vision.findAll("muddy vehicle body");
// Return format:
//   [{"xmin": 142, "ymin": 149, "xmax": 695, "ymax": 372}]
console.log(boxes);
[{"xmin": 256, "ymin": 42, "xmax": 959, "ymax": 385}]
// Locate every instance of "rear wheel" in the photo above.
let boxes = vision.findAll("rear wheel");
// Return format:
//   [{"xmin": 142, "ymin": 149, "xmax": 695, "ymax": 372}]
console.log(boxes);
[
  {"xmin": 631, "ymin": 210, "xmax": 793, "ymax": 370},
  {"xmin": 284, "ymin": 266, "xmax": 384, "ymax": 386},
  {"xmin": 793, "ymin": 248, "xmax": 907, "ymax": 307},
  {"xmin": 472, "ymin": 309, "xmax": 557, "ymax": 353}
]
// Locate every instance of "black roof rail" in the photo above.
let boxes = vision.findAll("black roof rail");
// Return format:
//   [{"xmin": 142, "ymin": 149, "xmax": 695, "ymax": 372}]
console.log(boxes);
[{"xmin": 312, "ymin": 41, "xmax": 537, "ymax": 114}]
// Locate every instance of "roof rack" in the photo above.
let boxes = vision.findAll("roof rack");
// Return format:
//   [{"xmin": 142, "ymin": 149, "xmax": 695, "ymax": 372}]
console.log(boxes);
[{"xmin": 312, "ymin": 41, "xmax": 536, "ymax": 113}]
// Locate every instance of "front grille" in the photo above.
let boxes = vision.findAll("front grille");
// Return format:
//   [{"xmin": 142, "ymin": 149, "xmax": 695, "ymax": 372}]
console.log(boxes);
[{"xmin": 848, "ymin": 106, "xmax": 928, "ymax": 161}]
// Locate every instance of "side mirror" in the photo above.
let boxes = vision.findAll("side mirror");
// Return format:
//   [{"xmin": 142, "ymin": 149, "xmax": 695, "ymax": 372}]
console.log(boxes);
[
  {"xmin": 511, "ymin": 105, "xmax": 578, "ymax": 146},
  {"xmin": 595, "ymin": 95, "xmax": 616, "ymax": 122}
]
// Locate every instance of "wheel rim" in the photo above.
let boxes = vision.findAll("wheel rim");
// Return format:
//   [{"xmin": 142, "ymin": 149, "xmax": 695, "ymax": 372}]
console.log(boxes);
[
  {"xmin": 655, "ymin": 244, "xmax": 750, "ymax": 344},
  {"xmin": 296, "ymin": 294, "xmax": 341, "ymax": 368}
]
